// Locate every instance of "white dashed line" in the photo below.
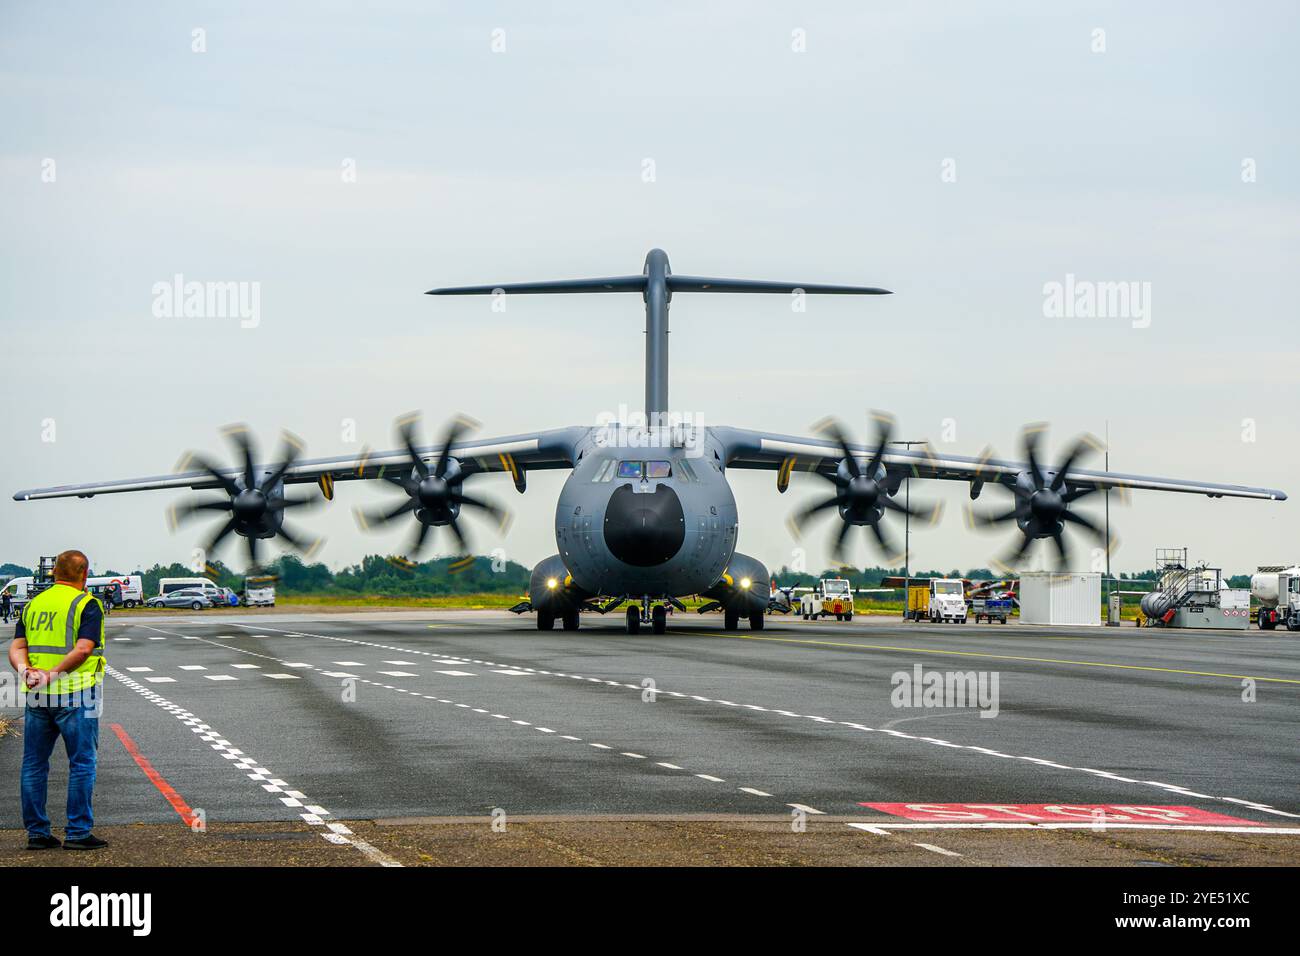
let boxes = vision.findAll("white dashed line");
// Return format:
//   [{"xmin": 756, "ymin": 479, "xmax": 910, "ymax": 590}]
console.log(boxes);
[{"xmin": 106, "ymin": 664, "xmax": 400, "ymax": 867}]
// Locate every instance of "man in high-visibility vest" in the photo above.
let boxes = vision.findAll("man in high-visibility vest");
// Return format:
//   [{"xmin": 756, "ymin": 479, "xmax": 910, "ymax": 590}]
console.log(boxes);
[{"xmin": 7, "ymin": 549, "xmax": 109, "ymax": 851}]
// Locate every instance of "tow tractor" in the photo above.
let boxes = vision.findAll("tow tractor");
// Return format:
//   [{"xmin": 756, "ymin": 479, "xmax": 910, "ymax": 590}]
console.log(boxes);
[{"xmin": 799, "ymin": 578, "xmax": 855, "ymax": 621}]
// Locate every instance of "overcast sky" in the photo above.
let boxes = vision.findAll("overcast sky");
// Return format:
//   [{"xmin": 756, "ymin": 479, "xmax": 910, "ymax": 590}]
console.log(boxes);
[{"xmin": 1, "ymin": 1, "xmax": 1297, "ymax": 578}]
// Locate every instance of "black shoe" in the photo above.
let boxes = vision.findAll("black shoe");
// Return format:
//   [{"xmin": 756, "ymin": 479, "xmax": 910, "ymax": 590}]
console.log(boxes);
[
  {"xmin": 62, "ymin": 835, "xmax": 109, "ymax": 851},
  {"xmin": 25, "ymin": 834, "xmax": 61, "ymax": 851}
]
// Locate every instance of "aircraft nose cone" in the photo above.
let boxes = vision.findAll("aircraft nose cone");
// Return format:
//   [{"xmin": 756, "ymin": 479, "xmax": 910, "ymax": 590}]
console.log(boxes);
[{"xmin": 603, "ymin": 484, "xmax": 685, "ymax": 567}]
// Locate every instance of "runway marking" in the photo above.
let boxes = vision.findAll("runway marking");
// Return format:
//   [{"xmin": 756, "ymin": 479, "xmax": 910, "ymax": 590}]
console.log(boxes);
[
  {"xmin": 692, "ymin": 631, "xmax": 1300, "ymax": 685},
  {"xmin": 915, "ymin": 842, "xmax": 963, "ymax": 858},
  {"xmin": 230, "ymin": 664, "xmax": 261, "ymax": 670},
  {"xmin": 203, "ymin": 675, "xmax": 238, "ymax": 681},
  {"xmin": 145, "ymin": 677, "xmax": 176, "ymax": 684},
  {"xmin": 170, "ymin": 623, "xmax": 795, "ymax": 809},
  {"xmin": 789, "ymin": 803, "xmax": 826, "ymax": 815},
  {"xmin": 378, "ymin": 671, "xmax": 417, "ymax": 677},
  {"xmin": 110, "ymin": 723, "xmax": 199, "ymax": 828},
  {"xmin": 264, "ymin": 673, "xmax": 300, "ymax": 680},
  {"xmin": 847, "ymin": 821, "xmax": 1300, "ymax": 834},
  {"xmin": 106, "ymin": 665, "xmax": 401, "ymax": 867},
  {"xmin": 383, "ymin": 660, "xmax": 419, "ymax": 665},
  {"xmin": 178, "ymin": 665, "xmax": 207, "ymax": 671},
  {"xmin": 246, "ymin": 622, "xmax": 1300, "ymax": 823},
  {"xmin": 436, "ymin": 669, "xmax": 476, "ymax": 677}
]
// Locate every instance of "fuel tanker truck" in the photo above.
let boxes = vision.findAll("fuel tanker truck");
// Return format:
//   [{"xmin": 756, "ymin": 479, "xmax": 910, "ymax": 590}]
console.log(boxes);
[{"xmin": 1250, "ymin": 565, "xmax": 1300, "ymax": 631}]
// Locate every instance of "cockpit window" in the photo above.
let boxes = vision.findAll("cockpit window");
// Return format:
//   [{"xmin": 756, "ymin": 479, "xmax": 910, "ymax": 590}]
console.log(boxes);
[
  {"xmin": 676, "ymin": 458, "xmax": 698, "ymax": 482},
  {"xmin": 646, "ymin": 460, "xmax": 672, "ymax": 479},
  {"xmin": 590, "ymin": 459, "xmax": 616, "ymax": 482},
  {"xmin": 617, "ymin": 461, "xmax": 643, "ymax": 478}
]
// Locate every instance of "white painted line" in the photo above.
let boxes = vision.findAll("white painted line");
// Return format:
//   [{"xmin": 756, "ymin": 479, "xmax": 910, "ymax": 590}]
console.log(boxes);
[
  {"xmin": 264, "ymin": 673, "xmax": 300, "ymax": 680},
  {"xmin": 915, "ymin": 843, "xmax": 962, "ymax": 858},
  {"xmin": 621, "ymin": 752, "xmax": 646, "ymax": 759},
  {"xmin": 383, "ymin": 660, "xmax": 419, "ymax": 666},
  {"xmin": 656, "ymin": 762, "xmax": 683, "ymax": 770},
  {"xmin": 435, "ymin": 670, "xmax": 475, "ymax": 677},
  {"xmin": 333, "ymin": 661, "xmax": 365, "ymax": 666},
  {"xmin": 178, "ymin": 665, "xmax": 207, "ymax": 671},
  {"xmin": 696, "ymin": 774, "xmax": 725, "ymax": 782},
  {"xmin": 145, "ymin": 677, "xmax": 176, "ymax": 684},
  {"xmin": 590, "ymin": 743, "xmax": 612, "ymax": 749},
  {"xmin": 106, "ymin": 665, "xmax": 401, "ymax": 867},
  {"xmin": 377, "ymin": 671, "xmax": 417, "ymax": 678},
  {"xmin": 204, "ymin": 675, "xmax": 238, "ymax": 681},
  {"xmin": 230, "ymin": 663, "xmax": 261, "ymax": 669},
  {"xmin": 321, "ymin": 671, "xmax": 356, "ymax": 678},
  {"xmin": 788, "ymin": 803, "xmax": 825, "ymax": 815},
  {"xmin": 125, "ymin": 667, "xmax": 153, "ymax": 673},
  {"xmin": 492, "ymin": 669, "xmax": 531, "ymax": 676},
  {"xmin": 739, "ymin": 787, "xmax": 772, "ymax": 797}
]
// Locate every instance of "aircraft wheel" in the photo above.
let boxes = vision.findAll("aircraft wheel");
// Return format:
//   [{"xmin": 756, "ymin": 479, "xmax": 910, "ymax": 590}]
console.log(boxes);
[
  {"xmin": 748, "ymin": 611, "xmax": 764, "ymax": 630},
  {"xmin": 562, "ymin": 610, "xmax": 580, "ymax": 631},
  {"xmin": 537, "ymin": 611, "xmax": 555, "ymax": 631},
  {"xmin": 625, "ymin": 606, "xmax": 641, "ymax": 635},
  {"xmin": 652, "ymin": 605, "xmax": 667, "ymax": 634},
  {"xmin": 723, "ymin": 609, "xmax": 740, "ymax": 631}
]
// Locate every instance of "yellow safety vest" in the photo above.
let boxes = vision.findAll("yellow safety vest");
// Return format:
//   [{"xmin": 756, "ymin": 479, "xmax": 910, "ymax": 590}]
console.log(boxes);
[{"xmin": 20, "ymin": 583, "xmax": 106, "ymax": 695}]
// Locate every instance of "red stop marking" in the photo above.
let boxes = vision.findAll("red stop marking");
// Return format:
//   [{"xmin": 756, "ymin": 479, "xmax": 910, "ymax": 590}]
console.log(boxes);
[{"xmin": 860, "ymin": 803, "xmax": 1266, "ymax": 826}]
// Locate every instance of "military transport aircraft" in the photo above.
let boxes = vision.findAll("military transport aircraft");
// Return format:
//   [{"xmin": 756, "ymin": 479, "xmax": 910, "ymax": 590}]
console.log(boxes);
[{"xmin": 12, "ymin": 249, "xmax": 1288, "ymax": 634}]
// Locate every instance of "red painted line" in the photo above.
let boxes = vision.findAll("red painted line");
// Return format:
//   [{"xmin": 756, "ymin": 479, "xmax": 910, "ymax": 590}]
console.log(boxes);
[
  {"xmin": 110, "ymin": 723, "xmax": 199, "ymax": 828},
  {"xmin": 861, "ymin": 802, "xmax": 1266, "ymax": 826}
]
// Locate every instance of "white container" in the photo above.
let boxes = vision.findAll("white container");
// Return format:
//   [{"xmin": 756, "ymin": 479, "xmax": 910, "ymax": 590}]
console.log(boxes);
[{"xmin": 1019, "ymin": 572, "xmax": 1101, "ymax": 626}]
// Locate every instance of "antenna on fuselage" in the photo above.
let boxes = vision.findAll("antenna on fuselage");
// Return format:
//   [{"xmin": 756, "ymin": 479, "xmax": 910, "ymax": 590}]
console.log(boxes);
[{"xmin": 427, "ymin": 249, "xmax": 891, "ymax": 423}]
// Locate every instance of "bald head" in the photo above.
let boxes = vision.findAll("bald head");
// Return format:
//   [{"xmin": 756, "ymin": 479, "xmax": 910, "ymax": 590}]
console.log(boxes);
[{"xmin": 54, "ymin": 550, "xmax": 89, "ymax": 588}]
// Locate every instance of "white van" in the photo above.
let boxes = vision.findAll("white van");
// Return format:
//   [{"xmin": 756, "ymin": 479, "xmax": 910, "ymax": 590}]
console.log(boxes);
[
  {"xmin": 1, "ymin": 574, "xmax": 144, "ymax": 610},
  {"xmin": 157, "ymin": 577, "xmax": 223, "ymax": 599},
  {"xmin": 93, "ymin": 574, "xmax": 145, "ymax": 608}
]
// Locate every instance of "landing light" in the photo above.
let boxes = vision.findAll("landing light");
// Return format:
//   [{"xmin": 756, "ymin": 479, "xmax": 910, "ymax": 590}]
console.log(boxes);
[
  {"xmin": 546, "ymin": 577, "xmax": 558, "ymax": 590},
  {"xmin": 740, "ymin": 577, "xmax": 752, "ymax": 590}
]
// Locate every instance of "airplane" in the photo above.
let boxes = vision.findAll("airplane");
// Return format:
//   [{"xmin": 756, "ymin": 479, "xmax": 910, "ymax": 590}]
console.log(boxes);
[{"xmin": 12, "ymin": 249, "xmax": 1288, "ymax": 635}]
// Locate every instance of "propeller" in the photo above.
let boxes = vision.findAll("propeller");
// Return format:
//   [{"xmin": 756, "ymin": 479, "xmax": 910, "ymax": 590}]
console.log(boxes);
[
  {"xmin": 789, "ymin": 411, "xmax": 942, "ymax": 564},
  {"xmin": 354, "ymin": 412, "xmax": 511, "ymax": 560},
  {"xmin": 965, "ymin": 424, "xmax": 1116, "ymax": 572},
  {"xmin": 168, "ymin": 425, "xmax": 323, "ymax": 570}
]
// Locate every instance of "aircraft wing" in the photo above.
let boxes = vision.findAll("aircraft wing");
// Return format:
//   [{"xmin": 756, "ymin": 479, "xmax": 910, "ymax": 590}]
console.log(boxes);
[
  {"xmin": 12, "ymin": 426, "xmax": 587, "ymax": 502},
  {"xmin": 712, "ymin": 426, "xmax": 1288, "ymax": 502}
]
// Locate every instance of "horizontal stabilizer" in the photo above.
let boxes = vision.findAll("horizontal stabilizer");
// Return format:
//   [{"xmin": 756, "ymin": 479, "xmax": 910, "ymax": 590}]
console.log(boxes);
[
  {"xmin": 667, "ymin": 275, "xmax": 891, "ymax": 295},
  {"xmin": 427, "ymin": 271, "xmax": 890, "ymax": 298},
  {"xmin": 427, "ymin": 276, "xmax": 645, "ymax": 296}
]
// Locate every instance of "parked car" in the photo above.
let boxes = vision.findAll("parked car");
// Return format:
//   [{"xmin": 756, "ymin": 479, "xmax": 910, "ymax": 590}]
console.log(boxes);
[{"xmin": 146, "ymin": 588, "xmax": 215, "ymax": 610}]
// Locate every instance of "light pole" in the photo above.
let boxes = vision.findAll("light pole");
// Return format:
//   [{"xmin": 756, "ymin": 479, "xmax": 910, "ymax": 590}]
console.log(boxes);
[{"xmin": 892, "ymin": 439, "xmax": 924, "ymax": 618}]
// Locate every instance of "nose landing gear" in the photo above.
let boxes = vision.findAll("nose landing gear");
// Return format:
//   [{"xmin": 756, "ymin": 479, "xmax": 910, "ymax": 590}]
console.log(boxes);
[{"xmin": 625, "ymin": 599, "xmax": 670, "ymax": 634}]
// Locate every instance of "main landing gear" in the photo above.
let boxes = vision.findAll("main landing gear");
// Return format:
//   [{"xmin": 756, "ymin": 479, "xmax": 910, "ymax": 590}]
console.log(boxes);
[
  {"xmin": 723, "ymin": 609, "xmax": 765, "ymax": 631},
  {"xmin": 537, "ymin": 608, "xmax": 581, "ymax": 631}
]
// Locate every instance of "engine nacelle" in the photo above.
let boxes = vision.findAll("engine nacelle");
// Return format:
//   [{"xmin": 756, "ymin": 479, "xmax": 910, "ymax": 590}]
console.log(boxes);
[
  {"xmin": 528, "ymin": 554, "xmax": 587, "ymax": 613},
  {"xmin": 702, "ymin": 551, "xmax": 770, "ymax": 615}
]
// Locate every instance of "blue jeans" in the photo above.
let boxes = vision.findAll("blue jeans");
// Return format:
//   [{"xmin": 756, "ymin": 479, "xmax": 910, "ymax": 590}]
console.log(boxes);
[{"xmin": 21, "ymin": 695, "xmax": 100, "ymax": 840}]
